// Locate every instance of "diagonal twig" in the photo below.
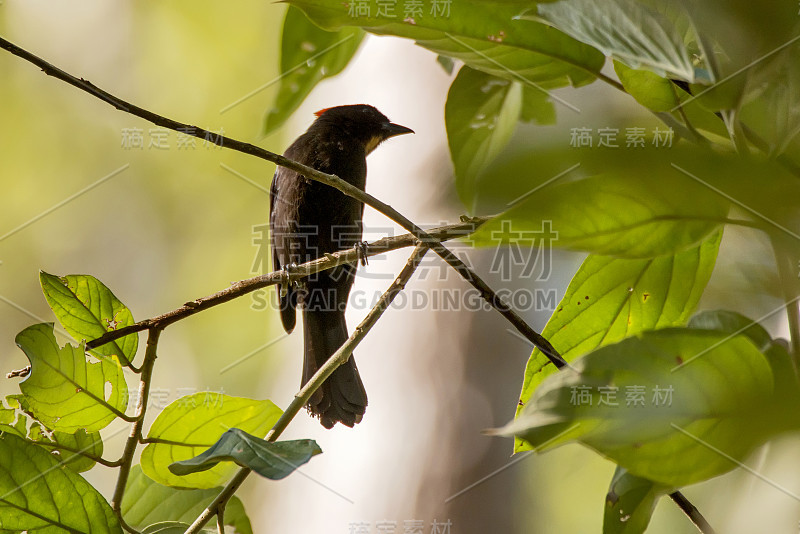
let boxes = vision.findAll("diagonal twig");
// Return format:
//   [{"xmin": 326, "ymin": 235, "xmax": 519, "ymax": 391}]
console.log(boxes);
[
  {"xmin": 0, "ymin": 36, "xmax": 565, "ymax": 370},
  {"xmin": 184, "ymin": 244, "xmax": 431, "ymax": 533},
  {"xmin": 112, "ymin": 328, "xmax": 162, "ymax": 534},
  {"xmin": 669, "ymin": 491, "xmax": 717, "ymax": 534}
]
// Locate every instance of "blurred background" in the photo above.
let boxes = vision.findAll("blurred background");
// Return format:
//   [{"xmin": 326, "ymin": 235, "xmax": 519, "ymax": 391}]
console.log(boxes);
[{"xmin": 1, "ymin": 1, "xmax": 798, "ymax": 533}]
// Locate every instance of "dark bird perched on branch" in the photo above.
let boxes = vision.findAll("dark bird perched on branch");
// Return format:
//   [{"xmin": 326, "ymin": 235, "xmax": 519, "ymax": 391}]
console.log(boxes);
[{"xmin": 270, "ymin": 104, "xmax": 414, "ymax": 428}]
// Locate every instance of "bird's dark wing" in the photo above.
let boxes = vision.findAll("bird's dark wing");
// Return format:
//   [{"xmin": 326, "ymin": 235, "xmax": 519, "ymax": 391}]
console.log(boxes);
[{"xmin": 270, "ymin": 166, "xmax": 297, "ymax": 334}]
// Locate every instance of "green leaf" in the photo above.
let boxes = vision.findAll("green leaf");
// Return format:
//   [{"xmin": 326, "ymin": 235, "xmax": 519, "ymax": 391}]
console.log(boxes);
[
  {"xmin": 688, "ymin": 75, "xmax": 747, "ymax": 113},
  {"xmin": 15, "ymin": 323, "xmax": 128, "ymax": 433},
  {"xmin": 51, "ymin": 429, "xmax": 103, "ymax": 473},
  {"xmin": 740, "ymin": 49, "xmax": 800, "ymax": 156},
  {"xmin": 263, "ymin": 6, "xmax": 365, "ymax": 134},
  {"xmin": 689, "ymin": 310, "xmax": 800, "ymax": 417},
  {"xmin": 141, "ymin": 393, "xmax": 282, "ymax": 489},
  {"xmin": 604, "ymin": 467, "xmax": 669, "ymax": 534},
  {"xmin": 169, "ymin": 429, "xmax": 322, "ymax": 480},
  {"xmin": 40, "ymin": 271, "xmax": 138, "ymax": 366},
  {"xmin": 121, "ymin": 465, "xmax": 252, "ymax": 534},
  {"xmin": 515, "ymin": 231, "xmax": 721, "ymax": 452},
  {"xmin": 613, "ymin": 61, "xmax": 678, "ymax": 112},
  {"xmin": 471, "ymin": 171, "xmax": 729, "ymax": 258},
  {"xmin": 0, "ymin": 399, "xmax": 27, "ymax": 437},
  {"xmin": 436, "ymin": 54, "xmax": 455, "ymax": 75},
  {"xmin": 530, "ymin": 0, "xmax": 695, "ymax": 81},
  {"xmin": 446, "ymin": 67, "xmax": 522, "ymax": 212},
  {"xmin": 0, "ymin": 433, "xmax": 121, "ymax": 533},
  {"xmin": 0, "ymin": 401, "xmax": 100, "ymax": 472},
  {"xmin": 287, "ymin": 0, "xmax": 605, "ymax": 88},
  {"xmin": 501, "ymin": 328, "xmax": 782, "ymax": 487},
  {"xmin": 688, "ymin": 310, "xmax": 772, "ymax": 351},
  {"xmin": 519, "ymin": 83, "xmax": 556, "ymax": 124}
]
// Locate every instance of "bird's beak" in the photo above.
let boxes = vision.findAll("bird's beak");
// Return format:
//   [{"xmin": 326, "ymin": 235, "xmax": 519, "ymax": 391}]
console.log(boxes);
[{"xmin": 382, "ymin": 122, "xmax": 415, "ymax": 138}]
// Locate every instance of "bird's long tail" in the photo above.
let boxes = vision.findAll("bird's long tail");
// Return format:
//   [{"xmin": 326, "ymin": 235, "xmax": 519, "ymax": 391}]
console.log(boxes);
[{"xmin": 302, "ymin": 308, "xmax": 367, "ymax": 428}]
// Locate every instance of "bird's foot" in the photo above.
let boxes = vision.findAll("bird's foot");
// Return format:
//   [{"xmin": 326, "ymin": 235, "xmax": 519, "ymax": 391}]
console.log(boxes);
[
  {"xmin": 279, "ymin": 263, "xmax": 297, "ymax": 298},
  {"xmin": 356, "ymin": 241, "xmax": 369, "ymax": 266}
]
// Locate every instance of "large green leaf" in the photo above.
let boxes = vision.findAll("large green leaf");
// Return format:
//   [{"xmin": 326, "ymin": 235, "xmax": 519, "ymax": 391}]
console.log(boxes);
[
  {"xmin": 40, "ymin": 272, "xmax": 138, "ymax": 366},
  {"xmin": 263, "ymin": 6, "xmax": 365, "ymax": 134},
  {"xmin": 501, "ymin": 329, "xmax": 785, "ymax": 487},
  {"xmin": 472, "ymin": 171, "xmax": 729, "ymax": 258},
  {"xmin": 287, "ymin": 0, "xmax": 605, "ymax": 88},
  {"xmin": 515, "ymin": 231, "xmax": 721, "ymax": 452},
  {"xmin": 530, "ymin": 0, "xmax": 695, "ymax": 81},
  {"xmin": 15, "ymin": 323, "xmax": 128, "ymax": 433},
  {"xmin": 141, "ymin": 393, "xmax": 282, "ymax": 489},
  {"xmin": 0, "ymin": 433, "xmax": 121, "ymax": 533},
  {"xmin": 121, "ymin": 465, "xmax": 252, "ymax": 534},
  {"xmin": 169, "ymin": 429, "xmax": 321, "ymax": 480},
  {"xmin": 446, "ymin": 66, "xmax": 522, "ymax": 212},
  {"xmin": 604, "ymin": 467, "xmax": 669, "ymax": 534}
]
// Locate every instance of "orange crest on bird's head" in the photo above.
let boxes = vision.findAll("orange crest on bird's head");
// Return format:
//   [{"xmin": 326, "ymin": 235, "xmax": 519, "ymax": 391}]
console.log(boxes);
[{"xmin": 314, "ymin": 108, "xmax": 331, "ymax": 117}]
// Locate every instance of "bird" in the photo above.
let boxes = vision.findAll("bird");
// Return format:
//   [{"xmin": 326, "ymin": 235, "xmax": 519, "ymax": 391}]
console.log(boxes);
[{"xmin": 269, "ymin": 104, "xmax": 414, "ymax": 428}]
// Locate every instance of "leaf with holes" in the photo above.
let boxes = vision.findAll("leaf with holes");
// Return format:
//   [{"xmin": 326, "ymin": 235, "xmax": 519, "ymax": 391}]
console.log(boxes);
[
  {"xmin": 121, "ymin": 465, "xmax": 252, "ymax": 534},
  {"xmin": 169, "ymin": 429, "xmax": 322, "ymax": 480},
  {"xmin": 263, "ymin": 6, "xmax": 365, "ymax": 134},
  {"xmin": 515, "ymin": 231, "xmax": 721, "ymax": 452},
  {"xmin": 16, "ymin": 323, "xmax": 128, "ymax": 433},
  {"xmin": 0, "ymin": 399, "xmax": 27, "ymax": 437},
  {"xmin": 0, "ymin": 400, "xmax": 101, "ymax": 472},
  {"xmin": 40, "ymin": 272, "xmax": 137, "ymax": 366},
  {"xmin": 0, "ymin": 432, "xmax": 121, "ymax": 533},
  {"xmin": 141, "ymin": 393, "xmax": 282, "ymax": 488}
]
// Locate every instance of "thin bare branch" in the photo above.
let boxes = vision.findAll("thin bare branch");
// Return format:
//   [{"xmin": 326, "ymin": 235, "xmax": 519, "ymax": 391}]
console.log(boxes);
[
  {"xmin": 112, "ymin": 328, "xmax": 162, "ymax": 519},
  {"xmin": 669, "ymin": 491, "xmax": 717, "ymax": 534},
  {"xmin": 0, "ymin": 36, "xmax": 564, "ymax": 369},
  {"xmin": 184, "ymin": 244, "xmax": 430, "ymax": 533}
]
